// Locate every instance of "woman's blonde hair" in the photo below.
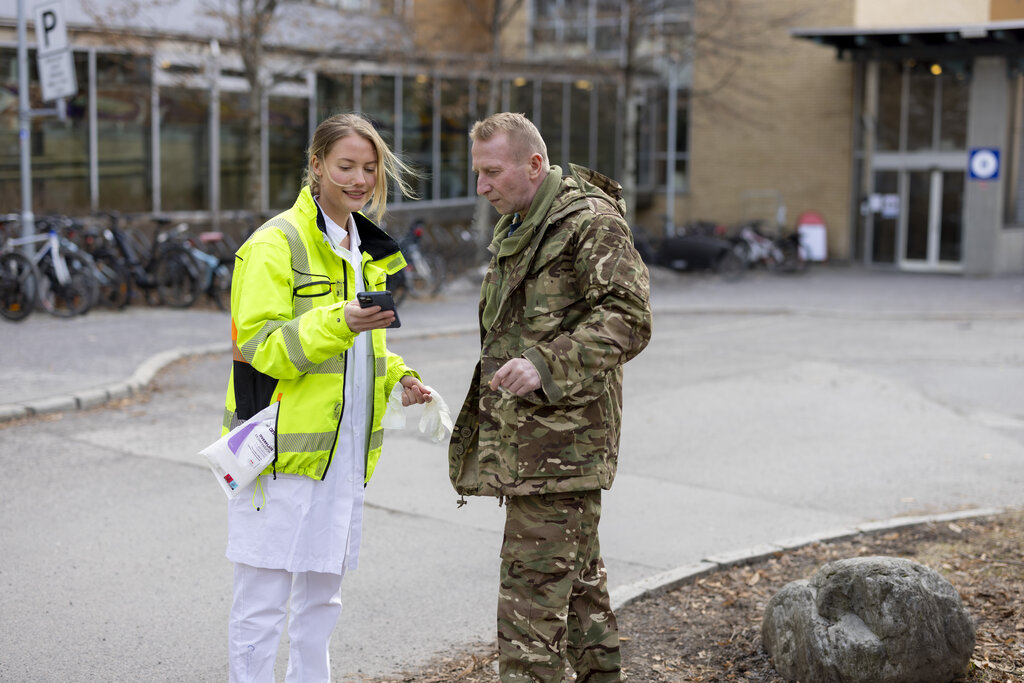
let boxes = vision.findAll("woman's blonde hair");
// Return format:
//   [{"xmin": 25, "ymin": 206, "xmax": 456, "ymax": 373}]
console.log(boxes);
[
  {"xmin": 469, "ymin": 112, "xmax": 549, "ymax": 167},
  {"xmin": 302, "ymin": 112, "xmax": 420, "ymax": 223}
]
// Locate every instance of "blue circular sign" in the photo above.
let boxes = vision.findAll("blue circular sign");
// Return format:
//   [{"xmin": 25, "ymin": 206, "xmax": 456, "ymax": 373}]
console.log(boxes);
[{"xmin": 968, "ymin": 148, "xmax": 1000, "ymax": 180}]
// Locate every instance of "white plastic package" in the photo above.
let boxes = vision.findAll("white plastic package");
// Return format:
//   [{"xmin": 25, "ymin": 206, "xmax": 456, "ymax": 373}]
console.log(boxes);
[
  {"xmin": 419, "ymin": 388, "xmax": 453, "ymax": 443},
  {"xmin": 381, "ymin": 383, "xmax": 453, "ymax": 443},
  {"xmin": 200, "ymin": 402, "xmax": 279, "ymax": 499}
]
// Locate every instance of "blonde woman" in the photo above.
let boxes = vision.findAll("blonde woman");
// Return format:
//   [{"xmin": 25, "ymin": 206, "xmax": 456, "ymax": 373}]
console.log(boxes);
[{"xmin": 223, "ymin": 113, "xmax": 429, "ymax": 682}]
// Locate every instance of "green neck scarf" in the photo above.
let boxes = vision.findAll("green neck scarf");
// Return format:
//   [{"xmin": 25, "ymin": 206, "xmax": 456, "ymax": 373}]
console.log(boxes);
[{"xmin": 481, "ymin": 167, "xmax": 562, "ymax": 331}]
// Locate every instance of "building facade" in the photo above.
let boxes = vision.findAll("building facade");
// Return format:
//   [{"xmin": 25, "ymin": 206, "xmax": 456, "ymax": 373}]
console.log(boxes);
[
  {"xmin": 792, "ymin": 0, "xmax": 1024, "ymax": 275},
  {"xmin": 0, "ymin": 0, "xmax": 689, "ymax": 236},
  {"xmin": 4, "ymin": 0, "xmax": 1020, "ymax": 276}
]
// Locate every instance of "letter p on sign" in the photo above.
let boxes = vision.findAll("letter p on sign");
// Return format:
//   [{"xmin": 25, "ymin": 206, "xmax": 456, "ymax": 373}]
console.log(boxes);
[
  {"xmin": 34, "ymin": 1, "xmax": 68, "ymax": 55},
  {"xmin": 33, "ymin": 1, "xmax": 77, "ymax": 102}
]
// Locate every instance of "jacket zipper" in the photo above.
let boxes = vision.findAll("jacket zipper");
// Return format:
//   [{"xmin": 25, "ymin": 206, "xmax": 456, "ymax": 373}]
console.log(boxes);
[
  {"xmin": 362, "ymin": 258, "xmax": 374, "ymax": 484},
  {"xmin": 317, "ymin": 264, "xmax": 350, "ymax": 481}
]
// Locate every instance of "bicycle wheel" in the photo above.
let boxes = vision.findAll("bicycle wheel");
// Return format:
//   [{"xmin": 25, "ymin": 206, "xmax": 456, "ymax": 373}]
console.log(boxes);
[
  {"xmin": 777, "ymin": 241, "xmax": 805, "ymax": 273},
  {"xmin": 715, "ymin": 247, "xmax": 746, "ymax": 282},
  {"xmin": 38, "ymin": 255, "xmax": 94, "ymax": 317},
  {"xmin": 387, "ymin": 271, "xmax": 409, "ymax": 307},
  {"xmin": 66, "ymin": 251, "xmax": 101, "ymax": 310},
  {"xmin": 93, "ymin": 253, "xmax": 132, "ymax": 309},
  {"xmin": 209, "ymin": 260, "xmax": 232, "ymax": 311},
  {"xmin": 407, "ymin": 251, "xmax": 447, "ymax": 299},
  {"xmin": 0, "ymin": 252, "xmax": 40, "ymax": 322},
  {"xmin": 154, "ymin": 248, "xmax": 200, "ymax": 308}
]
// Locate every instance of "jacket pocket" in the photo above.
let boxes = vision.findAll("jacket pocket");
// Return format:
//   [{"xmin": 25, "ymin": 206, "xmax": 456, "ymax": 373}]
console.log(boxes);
[
  {"xmin": 232, "ymin": 360, "xmax": 279, "ymax": 421},
  {"xmin": 516, "ymin": 404, "xmax": 599, "ymax": 478}
]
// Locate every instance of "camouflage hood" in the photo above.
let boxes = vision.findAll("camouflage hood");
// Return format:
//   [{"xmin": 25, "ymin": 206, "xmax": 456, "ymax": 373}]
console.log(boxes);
[{"xmin": 557, "ymin": 163, "xmax": 628, "ymax": 221}]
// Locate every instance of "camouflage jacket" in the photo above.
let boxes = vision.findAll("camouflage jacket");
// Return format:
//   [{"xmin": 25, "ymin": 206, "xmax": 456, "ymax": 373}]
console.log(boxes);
[{"xmin": 449, "ymin": 164, "xmax": 652, "ymax": 498}]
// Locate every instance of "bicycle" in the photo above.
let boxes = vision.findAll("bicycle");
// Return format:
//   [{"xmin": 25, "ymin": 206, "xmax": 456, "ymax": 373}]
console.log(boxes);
[
  {"xmin": 730, "ymin": 220, "xmax": 805, "ymax": 274},
  {"xmin": 79, "ymin": 223, "xmax": 132, "ymax": 310},
  {"xmin": 387, "ymin": 219, "xmax": 446, "ymax": 306},
  {"xmin": 1, "ymin": 215, "xmax": 98, "ymax": 318},
  {"xmin": 158, "ymin": 221, "xmax": 234, "ymax": 311},
  {"xmin": 96, "ymin": 213, "xmax": 202, "ymax": 308},
  {"xmin": 0, "ymin": 216, "xmax": 41, "ymax": 322}
]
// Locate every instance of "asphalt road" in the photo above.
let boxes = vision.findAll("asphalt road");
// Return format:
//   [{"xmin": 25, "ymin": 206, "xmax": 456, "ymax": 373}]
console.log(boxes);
[{"xmin": 2, "ymin": 266, "xmax": 1023, "ymax": 681}]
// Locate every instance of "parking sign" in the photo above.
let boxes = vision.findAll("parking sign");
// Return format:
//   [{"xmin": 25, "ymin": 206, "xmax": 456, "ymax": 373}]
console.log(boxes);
[{"xmin": 33, "ymin": 1, "xmax": 77, "ymax": 101}]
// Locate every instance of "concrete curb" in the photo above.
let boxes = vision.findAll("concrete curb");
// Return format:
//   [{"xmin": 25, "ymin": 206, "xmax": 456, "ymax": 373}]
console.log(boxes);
[
  {"xmin": 0, "ymin": 341, "xmax": 231, "ymax": 425},
  {"xmin": 608, "ymin": 506, "xmax": 1006, "ymax": 611},
  {"xmin": 654, "ymin": 306, "xmax": 1024, "ymax": 322},
  {"xmin": 0, "ymin": 325, "xmax": 480, "ymax": 424}
]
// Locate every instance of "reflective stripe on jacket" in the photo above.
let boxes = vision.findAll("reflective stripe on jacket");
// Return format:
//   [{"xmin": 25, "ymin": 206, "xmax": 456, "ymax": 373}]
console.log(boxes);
[{"xmin": 223, "ymin": 186, "xmax": 416, "ymax": 483}]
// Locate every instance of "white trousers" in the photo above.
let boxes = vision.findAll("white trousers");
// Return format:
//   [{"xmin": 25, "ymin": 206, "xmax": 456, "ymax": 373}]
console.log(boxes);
[{"xmin": 229, "ymin": 563, "xmax": 345, "ymax": 683}]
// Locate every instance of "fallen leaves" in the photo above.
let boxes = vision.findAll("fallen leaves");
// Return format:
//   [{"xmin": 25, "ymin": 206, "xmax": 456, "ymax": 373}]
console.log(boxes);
[{"xmin": 357, "ymin": 510, "xmax": 1024, "ymax": 683}]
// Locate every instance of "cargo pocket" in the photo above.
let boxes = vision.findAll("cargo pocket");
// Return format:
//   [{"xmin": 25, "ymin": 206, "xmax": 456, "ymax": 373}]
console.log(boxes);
[
  {"xmin": 500, "ymin": 493, "xmax": 585, "ymax": 573},
  {"xmin": 515, "ymin": 405, "xmax": 597, "ymax": 479}
]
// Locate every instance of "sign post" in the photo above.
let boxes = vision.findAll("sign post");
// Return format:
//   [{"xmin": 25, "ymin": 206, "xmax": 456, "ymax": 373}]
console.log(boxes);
[{"xmin": 17, "ymin": 0, "xmax": 76, "ymax": 240}]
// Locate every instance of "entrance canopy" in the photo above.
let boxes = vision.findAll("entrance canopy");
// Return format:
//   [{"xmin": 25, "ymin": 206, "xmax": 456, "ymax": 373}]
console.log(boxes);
[{"xmin": 791, "ymin": 20, "xmax": 1024, "ymax": 63}]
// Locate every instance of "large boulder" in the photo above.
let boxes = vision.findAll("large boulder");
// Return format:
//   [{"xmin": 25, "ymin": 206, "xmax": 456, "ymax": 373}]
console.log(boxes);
[{"xmin": 761, "ymin": 556, "xmax": 975, "ymax": 683}]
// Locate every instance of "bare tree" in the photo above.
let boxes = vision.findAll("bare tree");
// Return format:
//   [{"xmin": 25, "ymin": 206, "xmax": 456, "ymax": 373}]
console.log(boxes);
[
  {"xmin": 615, "ymin": 0, "xmax": 812, "ymax": 228},
  {"xmin": 202, "ymin": 0, "xmax": 277, "ymax": 216},
  {"xmin": 441, "ymin": 0, "xmax": 526, "ymax": 243},
  {"xmin": 83, "ymin": 0, "xmax": 410, "ymax": 220}
]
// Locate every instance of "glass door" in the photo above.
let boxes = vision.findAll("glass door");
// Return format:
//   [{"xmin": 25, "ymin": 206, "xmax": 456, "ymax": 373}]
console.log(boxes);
[
  {"xmin": 865, "ymin": 60, "xmax": 968, "ymax": 271},
  {"xmin": 902, "ymin": 169, "xmax": 963, "ymax": 269}
]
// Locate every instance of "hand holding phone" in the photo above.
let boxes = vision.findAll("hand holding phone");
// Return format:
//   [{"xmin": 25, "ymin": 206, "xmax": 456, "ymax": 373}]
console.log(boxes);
[{"xmin": 356, "ymin": 290, "xmax": 401, "ymax": 328}]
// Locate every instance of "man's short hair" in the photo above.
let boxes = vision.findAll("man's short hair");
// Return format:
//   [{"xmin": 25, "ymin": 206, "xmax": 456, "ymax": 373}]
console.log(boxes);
[{"xmin": 470, "ymin": 112, "xmax": 550, "ymax": 167}]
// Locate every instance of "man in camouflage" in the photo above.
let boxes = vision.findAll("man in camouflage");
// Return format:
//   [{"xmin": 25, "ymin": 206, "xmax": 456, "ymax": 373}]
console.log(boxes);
[{"xmin": 449, "ymin": 112, "xmax": 652, "ymax": 681}]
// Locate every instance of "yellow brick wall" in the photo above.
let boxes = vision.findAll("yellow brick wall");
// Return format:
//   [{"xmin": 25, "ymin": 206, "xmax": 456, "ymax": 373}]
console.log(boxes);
[
  {"xmin": 677, "ymin": 0, "xmax": 855, "ymax": 258},
  {"xmin": 990, "ymin": 0, "xmax": 1024, "ymax": 20},
  {"xmin": 410, "ymin": 0, "xmax": 494, "ymax": 54},
  {"xmin": 855, "ymin": 0, "xmax": 989, "ymax": 26}
]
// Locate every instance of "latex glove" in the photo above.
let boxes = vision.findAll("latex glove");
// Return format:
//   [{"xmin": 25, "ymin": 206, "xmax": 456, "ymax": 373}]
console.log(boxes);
[
  {"xmin": 381, "ymin": 383, "xmax": 407, "ymax": 429},
  {"xmin": 418, "ymin": 386, "xmax": 453, "ymax": 443}
]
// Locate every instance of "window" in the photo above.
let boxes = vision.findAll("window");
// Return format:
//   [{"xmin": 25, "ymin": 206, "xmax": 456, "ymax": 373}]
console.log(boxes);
[
  {"xmin": 906, "ymin": 64, "xmax": 936, "ymax": 152},
  {"xmin": 220, "ymin": 91, "xmax": 253, "ymax": 211},
  {"xmin": 509, "ymin": 78, "xmax": 534, "ymax": 119},
  {"xmin": 530, "ymin": 0, "xmax": 623, "ymax": 58},
  {"xmin": 0, "ymin": 49, "xmax": 17, "ymax": 210},
  {"xmin": 34, "ymin": 52, "xmax": 90, "ymax": 214},
  {"xmin": 317, "ymin": 73, "xmax": 354, "ymax": 122},
  {"xmin": 876, "ymin": 61, "xmax": 901, "ymax": 152},
  {"xmin": 1, "ymin": 49, "xmax": 90, "ymax": 214},
  {"xmin": 1006, "ymin": 73, "xmax": 1024, "ymax": 225},
  {"xmin": 401, "ymin": 74, "xmax": 433, "ymax": 200},
  {"xmin": 96, "ymin": 53, "xmax": 152, "ymax": 212},
  {"xmin": 636, "ymin": 92, "xmax": 654, "ymax": 189},
  {"xmin": 635, "ymin": 83, "xmax": 686, "ymax": 192},
  {"xmin": 160, "ymin": 87, "xmax": 210, "ymax": 212},
  {"xmin": 938, "ymin": 71, "xmax": 968, "ymax": 151},
  {"xmin": 439, "ymin": 79, "xmax": 470, "ymax": 199},
  {"xmin": 594, "ymin": 82, "xmax": 619, "ymax": 178},
  {"xmin": 876, "ymin": 60, "xmax": 970, "ymax": 153},
  {"xmin": 540, "ymin": 82, "xmax": 565, "ymax": 167},
  {"xmin": 268, "ymin": 96, "xmax": 308, "ymax": 209},
  {"xmin": 670, "ymin": 87, "xmax": 688, "ymax": 190},
  {"xmin": 311, "ymin": 0, "xmax": 407, "ymax": 14},
  {"xmin": 361, "ymin": 74, "xmax": 395, "ymax": 139},
  {"xmin": 569, "ymin": 80, "xmax": 591, "ymax": 166},
  {"xmin": 530, "ymin": 0, "xmax": 692, "ymax": 60}
]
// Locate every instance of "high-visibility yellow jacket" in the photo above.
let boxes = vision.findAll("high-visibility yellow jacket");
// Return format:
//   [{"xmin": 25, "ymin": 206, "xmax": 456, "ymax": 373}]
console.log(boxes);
[{"xmin": 223, "ymin": 186, "xmax": 416, "ymax": 483}]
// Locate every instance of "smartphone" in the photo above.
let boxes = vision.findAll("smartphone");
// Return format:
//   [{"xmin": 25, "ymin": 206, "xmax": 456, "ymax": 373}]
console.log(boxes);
[{"xmin": 356, "ymin": 290, "xmax": 401, "ymax": 328}]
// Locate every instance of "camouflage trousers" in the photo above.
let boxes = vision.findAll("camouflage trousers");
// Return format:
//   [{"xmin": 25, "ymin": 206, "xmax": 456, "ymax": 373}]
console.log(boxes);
[{"xmin": 497, "ymin": 490, "xmax": 621, "ymax": 682}]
